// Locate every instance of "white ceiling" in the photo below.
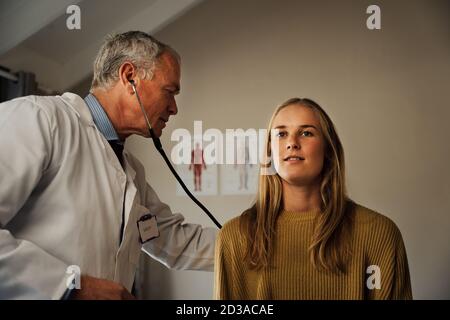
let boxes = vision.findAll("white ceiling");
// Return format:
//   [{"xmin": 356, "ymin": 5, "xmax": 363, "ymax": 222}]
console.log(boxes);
[{"xmin": 0, "ymin": 0, "xmax": 204, "ymax": 92}]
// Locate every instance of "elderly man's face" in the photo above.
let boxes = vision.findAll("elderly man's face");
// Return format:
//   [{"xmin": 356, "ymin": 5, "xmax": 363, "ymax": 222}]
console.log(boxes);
[{"xmin": 138, "ymin": 52, "xmax": 180, "ymax": 138}]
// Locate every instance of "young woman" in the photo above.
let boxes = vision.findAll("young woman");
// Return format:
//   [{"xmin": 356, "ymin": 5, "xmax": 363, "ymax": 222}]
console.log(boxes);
[{"xmin": 214, "ymin": 98, "xmax": 412, "ymax": 299}]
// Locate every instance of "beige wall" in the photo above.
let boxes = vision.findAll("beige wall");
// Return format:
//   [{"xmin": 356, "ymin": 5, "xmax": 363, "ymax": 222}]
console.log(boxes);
[{"xmin": 76, "ymin": 0, "xmax": 450, "ymax": 299}]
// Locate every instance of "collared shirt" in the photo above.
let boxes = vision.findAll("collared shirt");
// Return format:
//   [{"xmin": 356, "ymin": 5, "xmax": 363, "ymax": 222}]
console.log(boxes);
[{"xmin": 84, "ymin": 93, "xmax": 120, "ymax": 142}]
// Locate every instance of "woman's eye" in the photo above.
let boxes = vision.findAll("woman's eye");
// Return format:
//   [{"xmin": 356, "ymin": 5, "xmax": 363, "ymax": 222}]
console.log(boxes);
[
  {"xmin": 276, "ymin": 131, "xmax": 287, "ymax": 137},
  {"xmin": 301, "ymin": 131, "xmax": 313, "ymax": 137}
]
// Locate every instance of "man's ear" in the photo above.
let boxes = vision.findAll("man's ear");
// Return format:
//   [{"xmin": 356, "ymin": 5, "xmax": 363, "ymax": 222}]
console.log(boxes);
[{"xmin": 119, "ymin": 62, "xmax": 137, "ymax": 95}]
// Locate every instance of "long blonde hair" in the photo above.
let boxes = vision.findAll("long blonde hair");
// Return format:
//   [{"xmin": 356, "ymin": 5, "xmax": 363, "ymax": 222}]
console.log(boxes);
[{"xmin": 241, "ymin": 98, "xmax": 353, "ymax": 273}]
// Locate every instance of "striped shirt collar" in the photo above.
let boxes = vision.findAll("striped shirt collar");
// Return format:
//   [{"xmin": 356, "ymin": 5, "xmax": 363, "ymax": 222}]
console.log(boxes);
[{"xmin": 84, "ymin": 93, "xmax": 120, "ymax": 142}]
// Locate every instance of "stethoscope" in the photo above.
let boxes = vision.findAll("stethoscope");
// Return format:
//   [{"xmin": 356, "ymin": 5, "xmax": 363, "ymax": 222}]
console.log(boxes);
[{"xmin": 129, "ymin": 79, "xmax": 222, "ymax": 229}]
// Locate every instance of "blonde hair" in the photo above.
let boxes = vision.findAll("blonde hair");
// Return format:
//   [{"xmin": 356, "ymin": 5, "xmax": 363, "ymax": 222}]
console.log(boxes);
[{"xmin": 241, "ymin": 98, "xmax": 353, "ymax": 273}]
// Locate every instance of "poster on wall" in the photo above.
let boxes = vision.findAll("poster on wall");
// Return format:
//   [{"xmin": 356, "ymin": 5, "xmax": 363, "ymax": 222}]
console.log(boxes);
[
  {"xmin": 175, "ymin": 163, "xmax": 218, "ymax": 196},
  {"xmin": 220, "ymin": 164, "xmax": 259, "ymax": 195},
  {"xmin": 174, "ymin": 137, "xmax": 218, "ymax": 196},
  {"xmin": 220, "ymin": 135, "xmax": 260, "ymax": 195}
]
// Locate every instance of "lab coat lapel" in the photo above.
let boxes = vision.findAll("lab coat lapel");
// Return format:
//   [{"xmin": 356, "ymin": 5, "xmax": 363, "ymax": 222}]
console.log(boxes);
[
  {"xmin": 61, "ymin": 92, "xmax": 124, "ymax": 172},
  {"xmin": 122, "ymin": 150, "xmax": 137, "ymax": 229}
]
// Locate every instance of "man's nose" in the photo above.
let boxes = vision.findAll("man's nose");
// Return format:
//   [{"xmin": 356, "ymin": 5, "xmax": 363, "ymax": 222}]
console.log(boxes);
[{"xmin": 168, "ymin": 98, "xmax": 178, "ymax": 115}]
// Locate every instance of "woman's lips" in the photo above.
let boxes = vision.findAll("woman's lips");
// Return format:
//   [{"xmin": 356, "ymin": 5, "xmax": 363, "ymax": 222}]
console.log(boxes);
[{"xmin": 284, "ymin": 156, "xmax": 305, "ymax": 161}]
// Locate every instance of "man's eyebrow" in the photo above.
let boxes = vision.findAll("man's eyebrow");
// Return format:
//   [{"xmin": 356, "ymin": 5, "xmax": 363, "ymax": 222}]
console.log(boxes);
[{"xmin": 273, "ymin": 125, "xmax": 318, "ymax": 130}]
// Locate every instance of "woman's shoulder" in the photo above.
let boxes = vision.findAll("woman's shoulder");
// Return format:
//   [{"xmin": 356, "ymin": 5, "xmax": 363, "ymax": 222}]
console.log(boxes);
[
  {"xmin": 350, "ymin": 202, "xmax": 403, "ymax": 240},
  {"xmin": 216, "ymin": 215, "xmax": 248, "ymax": 252},
  {"xmin": 221, "ymin": 215, "xmax": 242, "ymax": 231},
  {"xmin": 218, "ymin": 215, "xmax": 244, "ymax": 239}
]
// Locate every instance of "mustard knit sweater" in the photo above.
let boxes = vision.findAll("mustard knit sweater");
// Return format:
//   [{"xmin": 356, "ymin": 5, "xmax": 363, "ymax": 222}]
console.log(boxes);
[{"xmin": 214, "ymin": 204, "xmax": 412, "ymax": 300}]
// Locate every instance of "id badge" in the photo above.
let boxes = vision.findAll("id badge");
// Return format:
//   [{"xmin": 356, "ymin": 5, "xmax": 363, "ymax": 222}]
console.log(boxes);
[{"xmin": 137, "ymin": 214, "xmax": 160, "ymax": 243}]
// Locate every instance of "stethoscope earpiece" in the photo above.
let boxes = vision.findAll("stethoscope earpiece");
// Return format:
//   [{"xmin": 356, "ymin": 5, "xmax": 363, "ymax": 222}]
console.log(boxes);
[{"xmin": 129, "ymin": 79, "xmax": 137, "ymax": 95}]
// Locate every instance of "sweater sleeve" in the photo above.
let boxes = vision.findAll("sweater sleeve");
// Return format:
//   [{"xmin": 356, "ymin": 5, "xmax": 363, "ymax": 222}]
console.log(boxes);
[
  {"xmin": 366, "ymin": 217, "xmax": 412, "ymax": 300},
  {"xmin": 213, "ymin": 227, "xmax": 230, "ymax": 299},
  {"xmin": 391, "ymin": 228, "xmax": 413, "ymax": 299}
]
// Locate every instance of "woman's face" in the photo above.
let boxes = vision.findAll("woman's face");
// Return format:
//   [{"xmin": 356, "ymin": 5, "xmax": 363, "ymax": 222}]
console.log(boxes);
[{"xmin": 271, "ymin": 104, "xmax": 326, "ymax": 187}]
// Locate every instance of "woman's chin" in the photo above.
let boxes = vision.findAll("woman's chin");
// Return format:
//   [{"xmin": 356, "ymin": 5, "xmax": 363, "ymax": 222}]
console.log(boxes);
[{"xmin": 281, "ymin": 175, "xmax": 318, "ymax": 188}]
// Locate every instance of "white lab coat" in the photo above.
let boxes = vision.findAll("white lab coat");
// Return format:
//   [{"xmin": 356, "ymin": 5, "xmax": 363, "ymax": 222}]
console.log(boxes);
[{"xmin": 0, "ymin": 93, "xmax": 217, "ymax": 299}]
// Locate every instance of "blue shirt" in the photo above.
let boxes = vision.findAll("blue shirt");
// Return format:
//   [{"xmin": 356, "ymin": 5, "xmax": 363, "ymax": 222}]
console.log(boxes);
[{"xmin": 84, "ymin": 93, "xmax": 120, "ymax": 142}]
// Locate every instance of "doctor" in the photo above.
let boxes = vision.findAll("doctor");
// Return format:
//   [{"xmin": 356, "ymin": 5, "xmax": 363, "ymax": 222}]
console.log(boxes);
[{"xmin": 0, "ymin": 31, "xmax": 217, "ymax": 299}]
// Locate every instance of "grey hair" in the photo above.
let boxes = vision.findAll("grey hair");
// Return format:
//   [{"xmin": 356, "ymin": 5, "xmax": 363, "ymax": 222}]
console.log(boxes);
[{"xmin": 90, "ymin": 31, "xmax": 180, "ymax": 90}]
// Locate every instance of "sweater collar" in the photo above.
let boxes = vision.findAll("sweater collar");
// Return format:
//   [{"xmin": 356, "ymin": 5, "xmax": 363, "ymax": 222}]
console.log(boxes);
[{"xmin": 278, "ymin": 209, "xmax": 320, "ymax": 222}]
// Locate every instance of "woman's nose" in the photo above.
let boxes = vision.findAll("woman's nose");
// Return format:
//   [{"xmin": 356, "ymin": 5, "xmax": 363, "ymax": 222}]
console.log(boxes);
[{"xmin": 286, "ymin": 138, "xmax": 300, "ymax": 150}]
